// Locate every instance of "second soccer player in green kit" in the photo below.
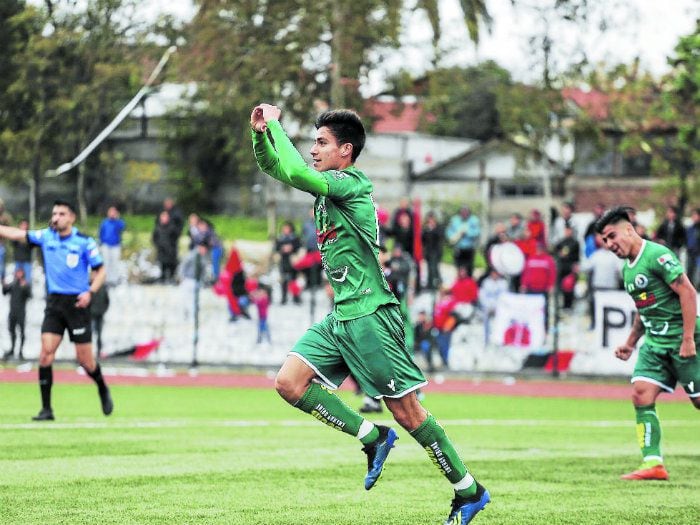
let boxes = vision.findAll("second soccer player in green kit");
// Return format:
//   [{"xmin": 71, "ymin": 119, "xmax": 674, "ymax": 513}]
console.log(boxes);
[
  {"xmin": 596, "ymin": 206, "xmax": 700, "ymax": 480},
  {"xmin": 251, "ymin": 104, "xmax": 489, "ymax": 524}
]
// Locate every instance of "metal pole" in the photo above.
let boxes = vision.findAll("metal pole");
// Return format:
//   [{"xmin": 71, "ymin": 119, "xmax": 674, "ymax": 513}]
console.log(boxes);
[
  {"xmin": 191, "ymin": 254, "xmax": 201, "ymax": 369},
  {"xmin": 551, "ymin": 257, "xmax": 560, "ymax": 378}
]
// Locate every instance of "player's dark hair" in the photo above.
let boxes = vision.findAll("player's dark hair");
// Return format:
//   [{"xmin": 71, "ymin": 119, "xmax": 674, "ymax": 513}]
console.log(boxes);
[
  {"xmin": 594, "ymin": 206, "xmax": 634, "ymax": 234},
  {"xmin": 53, "ymin": 199, "xmax": 76, "ymax": 214},
  {"xmin": 315, "ymin": 110, "xmax": 365, "ymax": 162}
]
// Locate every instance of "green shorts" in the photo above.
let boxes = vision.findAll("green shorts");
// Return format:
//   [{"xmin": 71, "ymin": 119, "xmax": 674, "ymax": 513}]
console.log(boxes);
[
  {"xmin": 290, "ymin": 304, "xmax": 427, "ymax": 398},
  {"xmin": 633, "ymin": 340, "xmax": 700, "ymax": 398}
]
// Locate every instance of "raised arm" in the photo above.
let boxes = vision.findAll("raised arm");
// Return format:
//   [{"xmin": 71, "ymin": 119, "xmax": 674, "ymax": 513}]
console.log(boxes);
[
  {"xmin": 0, "ymin": 224, "xmax": 28, "ymax": 243},
  {"xmin": 251, "ymin": 104, "xmax": 328, "ymax": 195}
]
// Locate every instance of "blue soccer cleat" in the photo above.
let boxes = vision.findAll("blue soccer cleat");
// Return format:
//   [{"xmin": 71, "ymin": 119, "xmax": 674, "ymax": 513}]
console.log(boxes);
[
  {"xmin": 444, "ymin": 482, "xmax": 490, "ymax": 524},
  {"xmin": 362, "ymin": 425, "xmax": 398, "ymax": 490}
]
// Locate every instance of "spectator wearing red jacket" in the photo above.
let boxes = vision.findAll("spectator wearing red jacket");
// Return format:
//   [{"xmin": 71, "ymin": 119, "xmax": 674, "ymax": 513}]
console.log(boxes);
[
  {"xmin": 526, "ymin": 209, "xmax": 547, "ymax": 249},
  {"xmin": 520, "ymin": 243, "xmax": 556, "ymax": 331},
  {"xmin": 450, "ymin": 266, "xmax": 478, "ymax": 305}
]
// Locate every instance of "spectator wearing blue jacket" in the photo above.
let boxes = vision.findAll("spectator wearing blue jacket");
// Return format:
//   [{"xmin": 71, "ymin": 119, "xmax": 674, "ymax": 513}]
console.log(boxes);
[
  {"xmin": 98, "ymin": 206, "xmax": 126, "ymax": 287},
  {"xmin": 446, "ymin": 206, "xmax": 481, "ymax": 276}
]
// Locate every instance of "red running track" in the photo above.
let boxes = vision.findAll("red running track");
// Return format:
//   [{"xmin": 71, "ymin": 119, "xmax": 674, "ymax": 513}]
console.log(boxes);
[{"xmin": 0, "ymin": 367, "xmax": 690, "ymax": 402}]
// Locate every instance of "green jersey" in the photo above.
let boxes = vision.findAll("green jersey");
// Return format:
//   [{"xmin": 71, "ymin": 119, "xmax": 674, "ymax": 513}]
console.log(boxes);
[
  {"xmin": 622, "ymin": 240, "xmax": 694, "ymax": 346},
  {"xmin": 252, "ymin": 121, "xmax": 398, "ymax": 320}
]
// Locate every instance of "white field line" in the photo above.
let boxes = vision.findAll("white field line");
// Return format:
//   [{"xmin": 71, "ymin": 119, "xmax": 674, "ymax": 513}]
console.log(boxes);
[{"xmin": 0, "ymin": 418, "xmax": 698, "ymax": 431}]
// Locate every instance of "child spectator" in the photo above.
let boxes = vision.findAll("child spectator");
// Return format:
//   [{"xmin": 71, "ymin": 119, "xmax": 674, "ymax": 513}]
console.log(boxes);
[
  {"xmin": 527, "ymin": 209, "xmax": 547, "ymax": 249},
  {"xmin": 251, "ymin": 284, "xmax": 272, "ymax": 344}
]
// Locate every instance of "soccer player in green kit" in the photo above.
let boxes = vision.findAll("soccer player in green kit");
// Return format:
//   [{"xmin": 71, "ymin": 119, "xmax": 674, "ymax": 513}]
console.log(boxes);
[
  {"xmin": 250, "ymin": 103, "xmax": 489, "ymax": 524},
  {"xmin": 596, "ymin": 206, "xmax": 700, "ymax": 480}
]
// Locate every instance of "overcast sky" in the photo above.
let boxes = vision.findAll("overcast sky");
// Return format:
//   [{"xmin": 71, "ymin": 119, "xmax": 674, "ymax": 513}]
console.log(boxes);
[
  {"xmin": 66, "ymin": 0, "xmax": 700, "ymax": 91},
  {"xmin": 378, "ymin": 0, "xmax": 699, "ymax": 87}
]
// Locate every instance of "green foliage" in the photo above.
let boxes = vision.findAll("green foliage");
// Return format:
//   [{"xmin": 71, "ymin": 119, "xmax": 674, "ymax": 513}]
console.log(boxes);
[
  {"xmin": 1, "ymin": 381, "xmax": 698, "ymax": 524},
  {"xmin": 420, "ymin": 61, "xmax": 510, "ymax": 140},
  {"xmin": 162, "ymin": 0, "xmax": 497, "ymax": 210},
  {"xmin": 0, "ymin": 0, "xmax": 157, "ymax": 216},
  {"xmin": 590, "ymin": 21, "xmax": 700, "ymax": 213},
  {"xmin": 415, "ymin": 60, "xmax": 566, "ymax": 161}
]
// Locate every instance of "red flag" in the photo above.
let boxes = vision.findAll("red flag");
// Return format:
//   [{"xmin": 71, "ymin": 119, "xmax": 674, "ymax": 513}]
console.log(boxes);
[{"xmin": 412, "ymin": 198, "xmax": 423, "ymax": 262}]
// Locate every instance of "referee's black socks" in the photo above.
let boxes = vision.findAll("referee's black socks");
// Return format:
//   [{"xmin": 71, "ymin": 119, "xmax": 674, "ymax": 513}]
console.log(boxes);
[
  {"xmin": 86, "ymin": 363, "xmax": 108, "ymax": 393},
  {"xmin": 38, "ymin": 365, "xmax": 53, "ymax": 410}
]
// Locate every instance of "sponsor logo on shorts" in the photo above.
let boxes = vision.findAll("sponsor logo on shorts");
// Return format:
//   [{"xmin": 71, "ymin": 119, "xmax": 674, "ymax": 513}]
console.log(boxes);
[
  {"xmin": 72, "ymin": 327, "xmax": 86, "ymax": 335},
  {"xmin": 387, "ymin": 379, "xmax": 395, "ymax": 392}
]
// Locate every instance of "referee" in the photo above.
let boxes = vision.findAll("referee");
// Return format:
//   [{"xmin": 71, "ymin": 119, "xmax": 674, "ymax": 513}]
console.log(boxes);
[{"xmin": 0, "ymin": 199, "xmax": 113, "ymax": 421}]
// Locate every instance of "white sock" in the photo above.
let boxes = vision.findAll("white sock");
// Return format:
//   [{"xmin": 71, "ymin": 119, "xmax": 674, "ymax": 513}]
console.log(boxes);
[{"xmin": 357, "ymin": 419, "xmax": 375, "ymax": 441}]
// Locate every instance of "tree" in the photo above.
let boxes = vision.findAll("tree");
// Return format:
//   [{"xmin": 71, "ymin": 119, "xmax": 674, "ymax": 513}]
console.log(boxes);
[
  {"xmin": 419, "ymin": 61, "xmax": 510, "ymax": 140},
  {"xmin": 0, "ymin": 0, "xmax": 147, "ymax": 223},
  {"xmin": 594, "ymin": 21, "xmax": 700, "ymax": 214},
  {"xmin": 162, "ymin": 0, "xmax": 499, "ymax": 211}
]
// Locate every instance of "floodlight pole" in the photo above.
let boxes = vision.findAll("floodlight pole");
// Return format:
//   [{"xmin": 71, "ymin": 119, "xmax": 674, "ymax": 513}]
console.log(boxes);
[{"xmin": 45, "ymin": 45, "xmax": 177, "ymax": 178}]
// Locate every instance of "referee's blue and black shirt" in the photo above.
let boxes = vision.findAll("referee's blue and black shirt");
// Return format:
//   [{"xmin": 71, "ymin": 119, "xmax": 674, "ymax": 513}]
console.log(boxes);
[{"xmin": 27, "ymin": 228, "xmax": 103, "ymax": 295}]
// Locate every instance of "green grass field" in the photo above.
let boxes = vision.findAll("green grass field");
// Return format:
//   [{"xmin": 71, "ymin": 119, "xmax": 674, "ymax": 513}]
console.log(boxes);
[{"xmin": 1, "ymin": 382, "xmax": 698, "ymax": 524}]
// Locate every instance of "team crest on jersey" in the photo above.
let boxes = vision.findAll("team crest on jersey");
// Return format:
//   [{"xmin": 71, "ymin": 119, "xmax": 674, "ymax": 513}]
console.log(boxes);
[
  {"xmin": 634, "ymin": 274, "xmax": 649, "ymax": 289},
  {"xmin": 66, "ymin": 253, "xmax": 79, "ymax": 268}
]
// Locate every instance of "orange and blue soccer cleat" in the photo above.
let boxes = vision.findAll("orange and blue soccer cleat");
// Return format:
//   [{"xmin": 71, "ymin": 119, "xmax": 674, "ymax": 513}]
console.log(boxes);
[{"xmin": 620, "ymin": 464, "xmax": 669, "ymax": 480}]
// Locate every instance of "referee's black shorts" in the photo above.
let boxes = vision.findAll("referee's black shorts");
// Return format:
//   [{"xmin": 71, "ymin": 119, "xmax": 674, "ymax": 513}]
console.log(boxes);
[{"xmin": 42, "ymin": 294, "xmax": 92, "ymax": 344}]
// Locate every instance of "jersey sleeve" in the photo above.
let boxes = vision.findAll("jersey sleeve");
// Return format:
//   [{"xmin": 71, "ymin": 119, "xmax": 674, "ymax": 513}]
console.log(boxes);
[
  {"xmin": 265, "ymin": 120, "xmax": 328, "ymax": 195},
  {"xmin": 252, "ymin": 127, "xmax": 291, "ymax": 185},
  {"xmin": 321, "ymin": 170, "xmax": 365, "ymax": 201},
  {"xmin": 86, "ymin": 237, "xmax": 104, "ymax": 268},
  {"xmin": 653, "ymin": 247, "xmax": 684, "ymax": 284},
  {"xmin": 26, "ymin": 229, "xmax": 47, "ymax": 246}
]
